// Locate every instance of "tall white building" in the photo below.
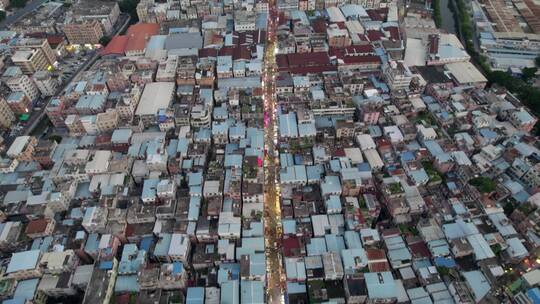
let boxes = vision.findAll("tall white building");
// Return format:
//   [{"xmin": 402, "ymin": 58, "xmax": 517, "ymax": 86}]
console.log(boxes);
[
  {"xmin": 383, "ymin": 61, "xmax": 413, "ymax": 92},
  {"xmin": 32, "ymin": 70, "xmax": 58, "ymax": 97},
  {"xmin": 6, "ymin": 74, "xmax": 40, "ymax": 101}
]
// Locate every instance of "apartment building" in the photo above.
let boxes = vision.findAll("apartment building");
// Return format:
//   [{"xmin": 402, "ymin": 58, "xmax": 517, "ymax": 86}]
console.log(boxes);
[
  {"xmin": 12, "ymin": 38, "xmax": 56, "ymax": 67},
  {"xmin": 25, "ymin": 218, "xmax": 56, "ymax": 239},
  {"xmin": 33, "ymin": 70, "xmax": 58, "ymax": 97},
  {"xmin": 65, "ymin": 114, "xmax": 86, "ymax": 136},
  {"xmin": 0, "ymin": 97, "xmax": 15, "ymax": 129},
  {"xmin": 6, "ymin": 74, "xmax": 40, "ymax": 101},
  {"xmin": 71, "ymin": 0, "xmax": 120, "ymax": 35},
  {"xmin": 46, "ymin": 97, "xmax": 67, "ymax": 128},
  {"xmin": 327, "ymin": 24, "xmax": 352, "ymax": 48},
  {"xmin": 6, "ymin": 136, "xmax": 38, "ymax": 162},
  {"xmin": 96, "ymin": 109, "xmax": 119, "ymax": 133},
  {"xmin": 6, "ymin": 91, "xmax": 31, "ymax": 114},
  {"xmin": 11, "ymin": 50, "xmax": 50, "ymax": 74},
  {"xmin": 63, "ymin": 20, "xmax": 104, "ymax": 45},
  {"xmin": 383, "ymin": 60, "xmax": 413, "ymax": 92}
]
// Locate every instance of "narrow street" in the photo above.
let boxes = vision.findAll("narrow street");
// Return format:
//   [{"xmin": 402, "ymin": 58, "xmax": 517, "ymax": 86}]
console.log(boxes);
[{"xmin": 262, "ymin": 1, "xmax": 286, "ymax": 303}]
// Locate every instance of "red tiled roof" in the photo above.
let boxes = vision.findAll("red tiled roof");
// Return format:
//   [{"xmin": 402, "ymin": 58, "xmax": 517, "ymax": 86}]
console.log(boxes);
[
  {"xmin": 101, "ymin": 23, "xmax": 160, "ymax": 56},
  {"xmin": 312, "ymin": 18, "xmax": 327, "ymax": 33},
  {"xmin": 384, "ymin": 26, "xmax": 401, "ymax": 41},
  {"xmin": 356, "ymin": 34, "xmax": 370, "ymax": 42},
  {"xmin": 125, "ymin": 224, "xmax": 135, "ymax": 237},
  {"xmin": 408, "ymin": 240, "xmax": 431, "ymax": 258},
  {"xmin": 199, "ymin": 47, "xmax": 218, "ymax": 58},
  {"xmin": 25, "ymin": 219, "xmax": 50, "ymax": 234},
  {"xmin": 341, "ymin": 55, "xmax": 381, "ymax": 65},
  {"xmin": 101, "ymin": 35, "xmax": 128, "ymax": 56},
  {"xmin": 376, "ymin": 138, "xmax": 392, "ymax": 148},
  {"xmin": 127, "ymin": 23, "xmax": 160, "ymax": 36},
  {"xmin": 276, "ymin": 54, "xmax": 289, "ymax": 69},
  {"xmin": 115, "ymin": 294, "xmax": 130, "ymax": 304},
  {"xmin": 237, "ymin": 30, "xmax": 267, "ymax": 45},
  {"xmin": 339, "ymin": 45, "xmax": 375, "ymax": 55},
  {"xmin": 96, "ymin": 134, "xmax": 112, "ymax": 144},
  {"xmin": 381, "ymin": 227, "xmax": 400, "ymax": 238},
  {"xmin": 287, "ymin": 66, "xmax": 338, "ymax": 74},
  {"xmin": 277, "ymin": 52, "xmax": 337, "ymax": 74},
  {"xmin": 283, "ymin": 236, "xmax": 301, "ymax": 257},
  {"xmin": 334, "ymin": 148, "xmax": 346, "ymax": 157},
  {"xmin": 367, "ymin": 30, "xmax": 384, "ymax": 42},
  {"xmin": 125, "ymin": 23, "xmax": 160, "ymax": 53},
  {"xmin": 367, "ymin": 8, "xmax": 389, "ymax": 21},
  {"xmin": 429, "ymin": 34, "xmax": 440, "ymax": 54},
  {"xmin": 47, "ymin": 35, "xmax": 64, "ymax": 46},
  {"xmin": 125, "ymin": 35, "xmax": 148, "ymax": 53},
  {"xmin": 287, "ymin": 52, "xmax": 331, "ymax": 67},
  {"xmin": 366, "ymin": 249, "xmax": 386, "ymax": 261},
  {"xmin": 369, "ymin": 261, "xmax": 391, "ymax": 272},
  {"xmin": 233, "ymin": 46, "xmax": 251, "ymax": 61},
  {"xmin": 218, "ymin": 46, "xmax": 235, "ymax": 56}
]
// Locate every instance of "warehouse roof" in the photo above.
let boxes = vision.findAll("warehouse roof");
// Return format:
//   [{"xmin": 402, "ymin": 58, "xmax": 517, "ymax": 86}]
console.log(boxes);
[
  {"xmin": 136, "ymin": 82, "xmax": 175, "ymax": 116},
  {"xmin": 445, "ymin": 61, "xmax": 487, "ymax": 85},
  {"xmin": 164, "ymin": 32, "xmax": 203, "ymax": 50}
]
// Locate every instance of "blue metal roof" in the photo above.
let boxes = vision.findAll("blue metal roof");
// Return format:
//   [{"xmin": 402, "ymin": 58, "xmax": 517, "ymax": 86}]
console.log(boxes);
[
  {"xmin": 241, "ymin": 280, "xmax": 264, "ymax": 304},
  {"xmin": 462, "ymin": 271, "xmax": 491, "ymax": 302},
  {"xmin": 279, "ymin": 113, "xmax": 299, "ymax": 138},
  {"xmin": 221, "ymin": 280, "xmax": 240, "ymax": 304},
  {"xmin": 187, "ymin": 287, "xmax": 205, "ymax": 304},
  {"xmin": 365, "ymin": 272, "xmax": 397, "ymax": 299},
  {"xmin": 526, "ymin": 288, "xmax": 540, "ymax": 304},
  {"xmin": 325, "ymin": 234, "xmax": 345, "ymax": 253},
  {"xmin": 434, "ymin": 257, "xmax": 457, "ymax": 268},
  {"xmin": 141, "ymin": 179, "xmax": 159, "ymax": 202},
  {"xmin": 99, "ymin": 261, "xmax": 113, "ymax": 270},
  {"xmin": 139, "ymin": 236, "xmax": 154, "ymax": 252},
  {"xmin": 306, "ymin": 238, "xmax": 327, "ymax": 256},
  {"xmin": 321, "ymin": 175, "xmax": 341, "ymax": 196},
  {"xmin": 153, "ymin": 234, "xmax": 172, "ymax": 257},
  {"xmin": 5, "ymin": 279, "xmax": 39, "ymax": 304},
  {"xmin": 344, "ymin": 231, "xmax": 362, "ymax": 249},
  {"xmin": 218, "ymin": 263, "xmax": 240, "ymax": 284},
  {"xmin": 287, "ymin": 282, "xmax": 307, "ymax": 295},
  {"xmin": 282, "ymin": 219, "xmax": 296, "ymax": 235},
  {"xmin": 115, "ymin": 275, "xmax": 140, "ymax": 293},
  {"xmin": 6, "ymin": 250, "xmax": 40, "ymax": 274}
]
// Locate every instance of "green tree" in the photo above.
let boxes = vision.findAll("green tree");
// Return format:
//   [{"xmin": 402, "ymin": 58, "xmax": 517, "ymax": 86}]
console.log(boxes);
[
  {"xmin": 119, "ymin": 0, "xmax": 140, "ymax": 23},
  {"xmin": 437, "ymin": 266, "xmax": 450, "ymax": 276},
  {"xmin": 99, "ymin": 36, "xmax": 112, "ymax": 46},
  {"xmin": 432, "ymin": 0, "xmax": 442, "ymax": 28},
  {"xmin": 491, "ymin": 244, "xmax": 502, "ymax": 256},
  {"xmin": 0, "ymin": 10, "xmax": 6, "ymax": 22},
  {"xmin": 522, "ymin": 67, "xmax": 538, "ymax": 81},
  {"xmin": 503, "ymin": 202, "xmax": 515, "ymax": 216},
  {"xmin": 469, "ymin": 177, "xmax": 497, "ymax": 193}
]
